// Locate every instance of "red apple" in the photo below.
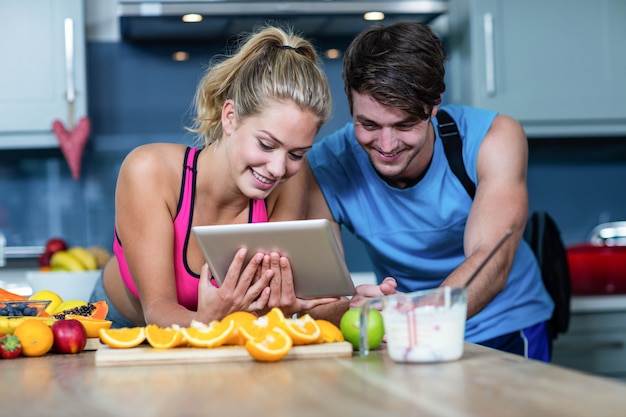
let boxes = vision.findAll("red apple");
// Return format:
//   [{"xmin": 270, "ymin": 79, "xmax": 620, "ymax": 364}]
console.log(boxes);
[
  {"xmin": 44, "ymin": 237, "xmax": 68, "ymax": 256},
  {"xmin": 51, "ymin": 319, "xmax": 87, "ymax": 354},
  {"xmin": 38, "ymin": 251, "xmax": 52, "ymax": 267}
]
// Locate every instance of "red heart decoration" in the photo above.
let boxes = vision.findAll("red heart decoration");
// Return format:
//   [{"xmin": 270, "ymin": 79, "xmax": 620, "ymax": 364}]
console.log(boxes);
[{"xmin": 52, "ymin": 116, "xmax": 91, "ymax": 180}]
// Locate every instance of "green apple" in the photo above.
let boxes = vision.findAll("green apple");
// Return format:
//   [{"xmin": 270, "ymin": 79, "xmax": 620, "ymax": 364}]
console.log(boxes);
[{"xmin": 340, "ymin": 307, "xmax": 384, "ymax": 350}]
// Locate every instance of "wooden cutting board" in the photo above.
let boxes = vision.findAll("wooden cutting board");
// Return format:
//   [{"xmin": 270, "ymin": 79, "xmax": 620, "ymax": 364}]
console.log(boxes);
[{"xmin": 95, "ymin": 341, "xmax": 354, "ymax": 367}]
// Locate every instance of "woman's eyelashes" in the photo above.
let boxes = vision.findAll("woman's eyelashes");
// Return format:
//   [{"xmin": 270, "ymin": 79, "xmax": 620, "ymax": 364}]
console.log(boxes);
[
  {"xmin": 288, "ymin": 152, "xmax": 305, "ymax": 161},
  {"xmin": 258, "ymin": 140, "xmax": 274, "ymax": 151},
  {"xmin": 257, "ymin": 139, "xmax": 305, "ymax": 161}
]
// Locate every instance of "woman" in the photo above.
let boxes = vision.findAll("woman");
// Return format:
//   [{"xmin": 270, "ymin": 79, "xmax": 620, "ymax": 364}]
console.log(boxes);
[{"xmin": 90, "ymin": 26, "xmax": 337, "ymax": 328}]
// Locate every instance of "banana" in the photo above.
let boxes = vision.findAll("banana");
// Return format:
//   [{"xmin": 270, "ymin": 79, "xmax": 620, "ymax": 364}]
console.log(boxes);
[
  {"xmin": 87, "ymin": 245, "xmax": 111, "ymax": 268},
  {"xmin": 67, "ymin": 246, "xmax": 98, "ymax": 271},
  {"xmin": 50, "ymin": 250, "xmax": 86, "ymax": 271},
  {"xmin": 0, "ymin": 316, "xmax": 58, "ymax": 335}
]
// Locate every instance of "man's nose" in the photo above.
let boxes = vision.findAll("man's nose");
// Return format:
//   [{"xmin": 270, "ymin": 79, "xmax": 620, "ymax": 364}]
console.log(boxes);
[{"xmin": 378, "ymin": 127, "xmax": 396, "ymax": 152}]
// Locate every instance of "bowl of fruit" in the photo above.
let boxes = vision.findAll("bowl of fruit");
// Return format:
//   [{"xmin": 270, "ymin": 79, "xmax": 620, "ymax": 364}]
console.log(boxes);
[
  {"xmin": 28, "ymin": 238, "xmax": 111, "ymax": 302},
  {"xmin": 0, "ymin": 300, "xmax": 51, "ymax": 317}
]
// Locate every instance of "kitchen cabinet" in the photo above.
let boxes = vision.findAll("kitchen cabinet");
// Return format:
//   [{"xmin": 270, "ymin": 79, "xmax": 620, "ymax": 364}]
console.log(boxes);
[
  {"xmin": 447, "ymin": 0, "xmax": 626, "ymax": 138},
  {"xmin": 0, "ymin": 0, "xmax": 87, "ymax": 149},
  {"xmin": 552, "ymin": 296, "xmax": 626, "ymax": 381}
]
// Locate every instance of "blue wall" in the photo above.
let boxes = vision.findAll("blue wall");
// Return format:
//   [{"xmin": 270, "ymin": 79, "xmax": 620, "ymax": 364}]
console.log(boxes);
[{"xmin": 1, "ymin": 38, "xmax": 625, "ymax": 272}]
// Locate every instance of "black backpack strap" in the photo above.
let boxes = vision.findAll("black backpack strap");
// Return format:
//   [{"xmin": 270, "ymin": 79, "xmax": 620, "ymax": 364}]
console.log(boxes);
[
  {"xmin": 436, "ymin": 109, "xmax": 476, "ymax": 199},
  {"xmin": 437, "ymin": 110, "xmax": 570, "ymax": 342}
]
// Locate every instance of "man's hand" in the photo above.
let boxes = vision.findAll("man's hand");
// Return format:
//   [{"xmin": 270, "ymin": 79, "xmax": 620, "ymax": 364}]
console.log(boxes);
[{"xmin": 349, "ymin": 277, "xmax": 398, "ymax": 308}]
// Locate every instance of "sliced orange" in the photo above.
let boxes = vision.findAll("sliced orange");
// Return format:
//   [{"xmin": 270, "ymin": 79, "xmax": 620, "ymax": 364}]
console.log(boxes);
[
  {"xmin": 64, "ymin": 314, "xmax": 113, "ymax": 338},
  {"xmin": 282, "ymin": 314, "xmax": 321, "ymax": 345},
  {"xmin": 315, "ymin": 319, "xmax": 345, "ymax": 343},
  {"xmin": 181, "ymin": 319, "xmax": 234, "ymax": 348},
  {"xmin": 240, "ymin": 326, "xmax": 293, "ymax": 362},
  {"xmin": 264, "ymin": 307, "xmax": 286, "ymax": 327},
  {"xmin": 145, "ymin": 324, "xmax": 187, "ymax": 349},
  {"xmin": 99, "ymin": 327, "xmax": 146, "ymax": 349},
  {"xmin": 222, "ymin": 311, "xmax": 258, "ymax": 346},
  {"xmin": 240, "ymin": 307, "xmax": 287, "ymax": 341}
]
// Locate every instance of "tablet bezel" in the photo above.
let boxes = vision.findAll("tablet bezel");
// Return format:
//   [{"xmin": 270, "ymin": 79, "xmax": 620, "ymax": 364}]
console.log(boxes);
[{"xmin": 191, "ymin": 219, "xmax": 356, "ymax": 299}]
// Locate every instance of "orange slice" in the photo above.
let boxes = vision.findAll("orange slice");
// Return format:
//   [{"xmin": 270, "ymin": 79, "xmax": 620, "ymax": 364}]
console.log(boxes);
[
  {"xmin": 315, "ymin": 319, "xmax": 345, "ymax": 343},
  {"xmin": 64, "ymin": 314, "xmax": 113, "ymax": 338},
  {"xmin": 282, "ymin": 314, "xmax": 321, "ymax": 345},
  {"xmin": 222, "ymin": 311, "xmax": 258, "ymax": 346},
  {"xmin": 238, "ymin": 307, "xmax": 287, "ymax": 343},
  {"xmin": 240, "ymin": 326, "xmax": 293, "ymax": 362},
  {"xmin": 145, "ymin": 324, "xmax": 187, "ymax": 349},
  {"xmin": 181, "ymin": 319, "xmax": 234, "ymax": 348},
  {"xmin": 99, "ymin": 327, "xmax": 146, "ymax": 349},
  {"xmin": 264, "ymin": 307, "xmax": 286, "ymax": 327}
]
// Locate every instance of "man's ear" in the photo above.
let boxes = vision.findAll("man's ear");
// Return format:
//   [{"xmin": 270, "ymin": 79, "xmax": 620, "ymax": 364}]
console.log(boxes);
[
  {"xmin": 430, "ymin": 95, "xmax": 443, "ymax": 118},
  {"xmin": 221, "ymin": 99, "xmax": 236, "ymax": 135}
]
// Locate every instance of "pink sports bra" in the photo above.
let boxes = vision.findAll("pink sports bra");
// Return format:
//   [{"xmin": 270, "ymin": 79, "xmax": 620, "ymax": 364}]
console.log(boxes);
[{"xmin": 113, "ymin": 147, "xmax": 269, "ymax": 310}]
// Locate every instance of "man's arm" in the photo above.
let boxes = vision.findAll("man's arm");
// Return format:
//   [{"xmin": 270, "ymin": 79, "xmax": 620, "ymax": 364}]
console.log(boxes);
[
  {"xmin": 440, "ymin": 114, "xmax": 529, "ymax": 318},
  {"xmin": 303, "ymin": 157, "xmax": 344, "ymax": 252}
]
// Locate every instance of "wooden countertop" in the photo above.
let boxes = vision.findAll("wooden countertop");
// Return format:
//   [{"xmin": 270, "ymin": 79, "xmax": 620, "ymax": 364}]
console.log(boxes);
[{"xmin": 1, "ymin": 342, "xmax": 626, "ymax": 417}]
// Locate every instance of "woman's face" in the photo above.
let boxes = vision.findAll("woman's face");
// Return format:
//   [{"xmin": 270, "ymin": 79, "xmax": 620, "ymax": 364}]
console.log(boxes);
[{"xmin": 222, "ymin": 99, "xmax": 319, "ymax": 200}]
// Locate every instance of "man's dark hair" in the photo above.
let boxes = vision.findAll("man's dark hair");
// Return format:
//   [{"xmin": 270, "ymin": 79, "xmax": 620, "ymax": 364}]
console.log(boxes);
[{"xmin": 343, "ymin": 22, "xmax": 447, "ymax": 121}]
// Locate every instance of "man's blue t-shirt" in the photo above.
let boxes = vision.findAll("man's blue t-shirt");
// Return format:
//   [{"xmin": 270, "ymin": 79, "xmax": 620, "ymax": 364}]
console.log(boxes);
[{"xmin": 307, "ymin": 104, "xmax": 554, "ymax": 343}]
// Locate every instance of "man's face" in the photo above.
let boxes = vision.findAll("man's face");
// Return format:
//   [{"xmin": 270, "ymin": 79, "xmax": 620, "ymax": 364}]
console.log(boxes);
[{"xmin": 351, "ymin": 91, "xmax": 438, "ymax": 189}]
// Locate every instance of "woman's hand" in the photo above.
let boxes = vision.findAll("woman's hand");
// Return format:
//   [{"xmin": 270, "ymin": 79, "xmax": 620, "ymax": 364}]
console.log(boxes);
[
  {"xmin": 349, "ymin": 277, "xmax": 398, "ymax": 308},
  {"xmin": 195, "ymin": 248, "xmax": 273, "ymax": 323},
  {"xmin": 257, "ymin": 252, "xmax": 339, "ymax": 317}
]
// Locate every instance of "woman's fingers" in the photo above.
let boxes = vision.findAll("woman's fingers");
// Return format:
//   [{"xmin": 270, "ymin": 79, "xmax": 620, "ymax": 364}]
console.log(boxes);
[
  {"xmin": 267, "ymin": 252, "xmax": 282, "ymax": 305},
  {"xmin": 248, "ymin": 287, "xmax": 271, "ymax": 312},
  {"xmin": 220, "ymin": 248, "xmax": 250, "ymax": 291},
  {"xmin": 278, "ymin": 255, "xmax": 296, "ymax": 305}
]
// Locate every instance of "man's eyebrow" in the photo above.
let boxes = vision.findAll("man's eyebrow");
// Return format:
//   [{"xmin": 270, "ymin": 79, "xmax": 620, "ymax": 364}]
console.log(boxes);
[
  {"xmin": 354, "ymin": 115, "xmax": 419, "ymax": 126},
  {"xmin": 354, "ymin": 115, "xmax": 377, "ymax": 124}
]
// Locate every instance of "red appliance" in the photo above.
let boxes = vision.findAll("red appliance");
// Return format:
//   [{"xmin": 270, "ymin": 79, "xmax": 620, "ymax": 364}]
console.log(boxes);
[{"xmin": 566, "ymin": 222, "xmax": 626, "ymax": 295}]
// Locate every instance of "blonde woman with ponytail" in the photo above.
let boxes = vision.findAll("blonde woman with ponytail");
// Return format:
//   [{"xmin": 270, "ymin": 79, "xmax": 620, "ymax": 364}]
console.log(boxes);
[{"xmin": 92, "ymin": 26, "xmax": 337, "ymax": 329}]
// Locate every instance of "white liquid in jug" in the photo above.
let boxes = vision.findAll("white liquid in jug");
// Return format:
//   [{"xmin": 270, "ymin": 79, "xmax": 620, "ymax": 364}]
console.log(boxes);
[{"xmin": 383, "ymin": 303, "xmax": 467, "ymax": 363}]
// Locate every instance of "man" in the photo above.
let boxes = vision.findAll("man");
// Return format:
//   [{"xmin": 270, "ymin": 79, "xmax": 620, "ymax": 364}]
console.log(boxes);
[{"xmin": 305, "ymin": 22, "xmax": 554, "ymax": 361}]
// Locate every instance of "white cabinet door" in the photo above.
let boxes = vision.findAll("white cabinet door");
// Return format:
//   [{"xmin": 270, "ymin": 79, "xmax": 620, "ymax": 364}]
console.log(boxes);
[
  {"xmin": 448, "ymin": 0, "xmax": 626, "ymax": 137},
  {"xmin": 0, "ymin": 0, "xmax": 87, "ymax": 149}
]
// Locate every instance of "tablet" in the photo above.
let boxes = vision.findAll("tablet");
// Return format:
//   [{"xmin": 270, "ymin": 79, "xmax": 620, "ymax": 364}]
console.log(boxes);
[{"xmin": 192, "ymin": 219, "xmax": 356, "ymax": 299}]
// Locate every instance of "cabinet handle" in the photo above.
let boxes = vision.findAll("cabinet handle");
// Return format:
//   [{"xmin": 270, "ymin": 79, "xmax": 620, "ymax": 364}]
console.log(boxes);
[
  {"xmin": 483, "ymin": 13, "xmax": 496, "ymax": 97},
  {"xmin": 64, "ymin": 17, "xmax": 76, "ymax": 128}
]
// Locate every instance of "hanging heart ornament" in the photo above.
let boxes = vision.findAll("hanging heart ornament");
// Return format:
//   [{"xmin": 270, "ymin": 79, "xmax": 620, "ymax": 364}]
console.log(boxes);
[{"xmin": 52, "ymin": 116, "xmax": 91, "ymax": 180}]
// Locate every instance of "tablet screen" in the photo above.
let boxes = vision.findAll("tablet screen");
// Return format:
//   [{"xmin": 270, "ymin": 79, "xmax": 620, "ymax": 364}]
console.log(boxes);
[{"xmin": 192, "ymin": 219, "xmax": 356, "ymax": 299}]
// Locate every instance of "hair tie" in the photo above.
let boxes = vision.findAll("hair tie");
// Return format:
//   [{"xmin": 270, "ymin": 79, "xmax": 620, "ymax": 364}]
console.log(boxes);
[{"xmin": 280, "ymin": 45, "xmax": 298, "ymax": 51}]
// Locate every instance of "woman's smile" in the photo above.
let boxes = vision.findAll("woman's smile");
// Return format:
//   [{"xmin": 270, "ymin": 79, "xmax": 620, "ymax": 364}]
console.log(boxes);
[{"xmin": 251, "ymin": 168, "xmax": 276, "ymax": 189}]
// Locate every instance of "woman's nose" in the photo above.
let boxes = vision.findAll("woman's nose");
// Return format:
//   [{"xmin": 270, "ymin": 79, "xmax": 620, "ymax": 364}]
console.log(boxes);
[{"xmin": 266, "ymin": 155, "xmax": 287, "ymax": 179}]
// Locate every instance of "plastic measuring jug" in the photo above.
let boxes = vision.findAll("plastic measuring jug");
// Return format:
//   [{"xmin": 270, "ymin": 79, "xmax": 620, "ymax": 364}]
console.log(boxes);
[{"xmin": 359, "ymin": 286, "xmax": 468, "ymax": 363}]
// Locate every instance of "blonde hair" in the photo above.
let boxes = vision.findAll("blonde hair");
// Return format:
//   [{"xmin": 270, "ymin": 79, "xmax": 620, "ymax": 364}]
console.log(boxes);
[{"xmin": 189, "ymin": 25, "xmax": 332, "ymax": 146}]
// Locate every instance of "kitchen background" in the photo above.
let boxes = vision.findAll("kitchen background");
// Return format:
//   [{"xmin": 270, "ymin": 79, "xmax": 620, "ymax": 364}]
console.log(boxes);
[
  {"xmin": 1, "ymin": 0, "xmax": 625, "ymax": 274},
  {"xmin": 1, "ymin": 0, "xmax": 626, "ymax": 381}
]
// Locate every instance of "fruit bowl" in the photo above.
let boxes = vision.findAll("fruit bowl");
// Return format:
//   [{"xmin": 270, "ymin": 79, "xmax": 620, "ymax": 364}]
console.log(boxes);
[
  {"xmin": 26, "ymin": 271, "xmax": 101, "ymax": 302},
  {"xmin": 0, "ymin": 300, "xmax": 51, "ymax": 317}
]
